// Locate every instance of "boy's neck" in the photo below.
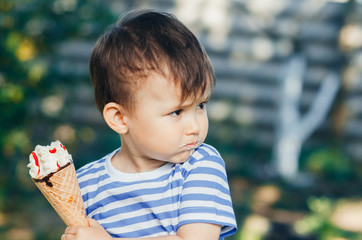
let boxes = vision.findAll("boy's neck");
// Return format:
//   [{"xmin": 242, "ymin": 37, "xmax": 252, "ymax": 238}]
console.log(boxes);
[{"xmin": 111, "ymin": 146, "xmax": 167, "ymax": 173}]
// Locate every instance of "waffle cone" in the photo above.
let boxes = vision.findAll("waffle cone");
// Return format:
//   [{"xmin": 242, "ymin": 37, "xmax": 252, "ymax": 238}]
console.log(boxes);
[{"xmin": 33, "ymin": 162, "xmax": 89, "ymax": 226}]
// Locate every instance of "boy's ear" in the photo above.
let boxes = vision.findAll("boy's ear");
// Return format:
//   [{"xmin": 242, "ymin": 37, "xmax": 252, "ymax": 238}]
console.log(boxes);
[{"xmin": 103, "ymin": 102, "xmax": 129, "ymax": 134}]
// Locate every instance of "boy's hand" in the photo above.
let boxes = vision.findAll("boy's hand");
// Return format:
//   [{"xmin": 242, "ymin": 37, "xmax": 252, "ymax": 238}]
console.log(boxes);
[{"xmin": 61, "ymin": 218, "xmax": 113, "ymax": 240}]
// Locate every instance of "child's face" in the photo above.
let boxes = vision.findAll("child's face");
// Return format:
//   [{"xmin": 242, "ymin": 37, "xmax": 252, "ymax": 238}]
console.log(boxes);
[{"xmin": 123, "ymin": 72, "xmax": 210, "ymax": 166}]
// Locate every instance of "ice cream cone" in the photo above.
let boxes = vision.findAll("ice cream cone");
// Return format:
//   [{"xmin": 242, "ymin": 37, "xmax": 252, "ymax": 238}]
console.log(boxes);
[{"xmin": 32, "ymin": 162, "xmax": 88, "ymax": 226}]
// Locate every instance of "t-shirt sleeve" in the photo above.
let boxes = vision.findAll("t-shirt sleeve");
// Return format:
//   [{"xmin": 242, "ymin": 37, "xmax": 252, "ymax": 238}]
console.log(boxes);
[{"xmin": 178, "ymin": 146, "xmax": 237, "ymax": 238}]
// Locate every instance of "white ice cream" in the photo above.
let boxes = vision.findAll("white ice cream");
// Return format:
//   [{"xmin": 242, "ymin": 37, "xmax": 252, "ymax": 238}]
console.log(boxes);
[{"xmin": 28, "ymin": 140, "xmax": 73, "ymax": 179}]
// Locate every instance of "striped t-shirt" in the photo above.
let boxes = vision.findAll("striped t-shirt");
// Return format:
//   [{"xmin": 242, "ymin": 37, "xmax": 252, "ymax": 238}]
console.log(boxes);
[{"xmin": 77, "ymin": 143, "xmax": 237, "ymax": 239}]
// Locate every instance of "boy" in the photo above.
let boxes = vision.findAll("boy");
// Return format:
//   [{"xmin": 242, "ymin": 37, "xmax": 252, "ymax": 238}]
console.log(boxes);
[{"xmin": 62, "ymin": 10, "xmax": 237, "ymax": 240}]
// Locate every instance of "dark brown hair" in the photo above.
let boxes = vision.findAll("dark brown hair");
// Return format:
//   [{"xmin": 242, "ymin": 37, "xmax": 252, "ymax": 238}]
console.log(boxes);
[{"xmin": 89, "ymin": 10, "xmax": 215, "ymax": 114}]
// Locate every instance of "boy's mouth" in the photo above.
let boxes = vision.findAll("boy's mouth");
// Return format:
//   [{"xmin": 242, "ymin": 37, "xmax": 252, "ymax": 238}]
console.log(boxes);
[{"xmin": 180, "ymin": 140, "xmax": 199, "ymax": 149}]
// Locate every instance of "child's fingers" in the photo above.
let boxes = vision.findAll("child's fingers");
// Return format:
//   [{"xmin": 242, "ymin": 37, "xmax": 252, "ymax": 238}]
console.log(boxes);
[
  {"xmin": 62, "ymin": 220, "xmax": 106, "ymax": 240},
  {"xmin": 61, "ymin": 233, "xmax": 73, "ymax": 240},
  {"xmin": 64, "ymin": 226, "xmax": 78, "ymax": 234}
]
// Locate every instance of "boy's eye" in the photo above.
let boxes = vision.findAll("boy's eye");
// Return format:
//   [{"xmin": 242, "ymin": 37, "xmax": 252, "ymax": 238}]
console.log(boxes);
[
  {"xmin": 197, "ymin": 102, "xmax": 207, "ymax": 110},
  {"xmin": 170, "ymin": 109, "xmax": 182, "ymax": 116}
]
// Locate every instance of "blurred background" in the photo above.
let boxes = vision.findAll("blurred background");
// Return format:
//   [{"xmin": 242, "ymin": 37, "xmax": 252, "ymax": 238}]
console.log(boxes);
[{"xmin": 1, "ymin": 0, "xmax": 362, "ymax": 239}]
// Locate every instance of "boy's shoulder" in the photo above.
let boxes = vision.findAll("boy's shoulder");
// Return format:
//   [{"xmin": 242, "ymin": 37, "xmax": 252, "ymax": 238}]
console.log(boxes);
[
  {"xmin": 76, "ymin": 148, "xmax": 118, "ymax": 179},
  {"xmin": 195, "ymin": 143, "xmax": 220, "ymax": 156},
  {"xmin": 184, "ymin": 143, "xmax": 226, "ymax": 171},
  {"xmin": 76, "ymin": 157, "xmax": 105, "ymax": 174}
]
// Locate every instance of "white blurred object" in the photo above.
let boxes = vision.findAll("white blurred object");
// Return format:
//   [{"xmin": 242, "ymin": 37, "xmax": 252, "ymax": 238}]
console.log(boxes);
[{"xmin": 274, "ymin": 55, "xmax": 340, "ymax": 179}]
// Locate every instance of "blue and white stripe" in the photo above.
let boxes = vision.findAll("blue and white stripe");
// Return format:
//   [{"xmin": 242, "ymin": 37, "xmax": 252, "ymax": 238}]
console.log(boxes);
[{"xmin": 77, "ymin": 143, "xmax": 237, "ymax": 239}]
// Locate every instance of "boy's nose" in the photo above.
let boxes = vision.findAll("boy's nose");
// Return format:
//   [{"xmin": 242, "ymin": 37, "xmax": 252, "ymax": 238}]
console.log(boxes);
[{"xmin": 185, "ymin": 114, "xmax": 200, "ymax": 135}]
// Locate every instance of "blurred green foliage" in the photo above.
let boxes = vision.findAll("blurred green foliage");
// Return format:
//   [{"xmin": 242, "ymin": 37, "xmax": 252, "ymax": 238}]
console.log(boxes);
[
  {"xmin": 294, "ymin": 197, "xmax": 362, "ymax": 240},
  {"xmin": 0, "ymin": 0, "xmax": 121, "ymax": 239},
  {"xmin": 305, "ymin": 148, "xmax": 352, "ymax": 180}
]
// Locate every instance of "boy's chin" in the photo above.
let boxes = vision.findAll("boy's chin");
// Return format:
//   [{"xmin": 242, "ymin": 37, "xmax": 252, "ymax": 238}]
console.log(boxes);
[{"xmin": 169, "ymin": 150, "xmax": 195, "ymax": 164}]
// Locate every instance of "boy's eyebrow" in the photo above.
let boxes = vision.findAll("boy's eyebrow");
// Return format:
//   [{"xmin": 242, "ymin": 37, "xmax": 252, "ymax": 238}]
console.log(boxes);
[{"xmin": 175, "ymin": 91, "xmax": 212, "ymax": 109}]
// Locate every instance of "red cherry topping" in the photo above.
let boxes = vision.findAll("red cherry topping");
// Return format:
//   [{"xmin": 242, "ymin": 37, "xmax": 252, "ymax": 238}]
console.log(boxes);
[
  {"xmin": 32, "ymin": 152, "xmax": 40, "ymax": 175},
  {"xmin": 49, "ymin": 148, "xmax": 57, "ymax": 154},
  {"xmin": 60, "ymin": 143, "xmax": 66, "ymax": 151}
]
